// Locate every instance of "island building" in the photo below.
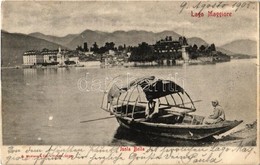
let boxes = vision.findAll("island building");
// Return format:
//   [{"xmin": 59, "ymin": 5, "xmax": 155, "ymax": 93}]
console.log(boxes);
[
  {"xmin": 57, "ymin": 47, "xmax": 65, "ymax": 66},
  {"xmin": 181, "ymin": 45, "xmax": 189, "ymax": 61},
  {"xmin": 153, "ymin": 36, "xmax": 189, "ymax": 63},
  {"xmin": 23, "ymin": 50, "xmax": 41, "ymax": 65},
  {"xmin": 23, "ymin": 47, "xmax": 78, "ymax": 66}
]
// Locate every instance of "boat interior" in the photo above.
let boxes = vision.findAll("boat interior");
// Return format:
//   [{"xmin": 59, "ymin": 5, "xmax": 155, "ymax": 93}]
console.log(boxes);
[
  {"xmin": 111, "ymin": 102, "xmax": 204, "ymax": 125},
  {"xmin": 101, "ymin": 77, "xmax": 205, "ymax": 125}
]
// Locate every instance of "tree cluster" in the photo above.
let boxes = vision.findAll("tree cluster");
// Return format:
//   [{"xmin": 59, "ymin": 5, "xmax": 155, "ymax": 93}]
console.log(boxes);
[
  {"xmin": 76, "ymin": 42, "xmax": 89, "ymax": 52},
  {"xmin": 128, "ymin": 42, "xmax": 155, "ymax": 62},
  {"xmin": 186, "ymin": 43, "xmax": 216, "ymax": 59},
  {"xmin": 88, "ymin": 42, "xmax": 129, "ymax": 54}
]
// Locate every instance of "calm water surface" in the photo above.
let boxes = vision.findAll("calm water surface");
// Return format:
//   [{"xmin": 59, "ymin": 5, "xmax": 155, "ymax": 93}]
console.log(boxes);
[{"xmin": 2, "ymin": 59, "xmax": 257, "ymax": 145}]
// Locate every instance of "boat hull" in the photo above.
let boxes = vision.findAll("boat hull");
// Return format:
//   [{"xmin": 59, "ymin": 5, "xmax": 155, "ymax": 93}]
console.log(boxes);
[{"xmin": 116, "ymin": 117, "xmax": 242, "ymax": 140}]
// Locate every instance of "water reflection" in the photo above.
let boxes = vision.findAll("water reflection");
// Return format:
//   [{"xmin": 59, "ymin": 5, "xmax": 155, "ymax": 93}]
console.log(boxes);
[
  {"xmin": 2, "ymin": 60, "xmax": 256, "ymax": 145},
  {"xmin": 23, "ymin": 68, "xmax": 75, "ymax": 77},
  {"xmin": 23, "ymin": 68, "xmax": 37, "ymax": 76},
  {"xmin": 111, "ymin": 126, "xmax": 217, "ymax": 146},
  {"xmin": 43, "ymin": 68, "xmax": 58, "ymax": 75},
  {"xmin": 57, "ymin": 67, "xmax": 71, "ymax": 74}
]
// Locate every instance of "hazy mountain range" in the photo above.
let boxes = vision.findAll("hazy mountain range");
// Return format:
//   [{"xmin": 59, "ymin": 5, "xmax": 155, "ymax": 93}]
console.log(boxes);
[
  {"xmin": 220, "ymin": 39, "xmax": 257, "ymax": 56},
  {"xmin": 30, "ymin": 30, "xmax": 182, "ymax": 49},
  {"xmin": 1, "ymin": 29, "xmax": 257, "ymax": 67},
  {"xmin": 29, "ymin": 32, "xmax": 78, "ymax": 46},
  {"xmin": 29, "ymin": 30, "xmax": 257, "ymax": 57},
  {"xmin": 1, "ymin": 30, "xmax": 64, "ymax": 67}
]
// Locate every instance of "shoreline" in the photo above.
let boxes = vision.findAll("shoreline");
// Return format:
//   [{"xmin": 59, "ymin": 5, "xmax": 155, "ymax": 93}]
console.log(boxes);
[
  {"xmin": 215, "ymin": 120, "xmax": 257, "ymax": 146},
  {"xmin": 1, "ymin": 58, "xmax": 256, "ymax": 69}
]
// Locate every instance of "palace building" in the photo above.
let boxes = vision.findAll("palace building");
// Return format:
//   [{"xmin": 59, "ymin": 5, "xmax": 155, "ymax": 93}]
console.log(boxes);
[
  {"xmin": 23, "ymin": 47, "xmax": 67, "ymax": 66},
  {"xmin": 153, "ymin": 36, "xmax": 189, "ymax": 60},
  {"xmin": 23, "ymin": 50, "xmax": 41, "ymax": 65}
]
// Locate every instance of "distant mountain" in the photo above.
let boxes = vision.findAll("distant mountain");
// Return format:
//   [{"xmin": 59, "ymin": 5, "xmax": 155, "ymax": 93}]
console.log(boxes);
[
  {"xmin": 216, "ymin": 47, "xmax": 235, "ymax": 55},
  {"xmin": 29, "ymin": 32, "xmax": 78, "ymax": 46},
  {"xmin": 27, "ymin": 29, "xmax": 211, "ymax": 50},
  {"xmin": 4, "ymin": 29, "xmax": 255, "ymax": 67},
  {"xmin": 1, "ymin": 31, "xmax": 63, "ymax": 67},
  {"xmin": 64, "ymin": 29, "xmax": 182, "ymax": 49},
  {"xmin": 220, "ymin": 39, "xmax": 257, "ymax": 56},
  {"xmin": 155, "ymin": 30, "xmax": 181, "ymax": 41},
  {"xmin": 187, "ymin": 37, "xmax": 208, "ymax": 46}
]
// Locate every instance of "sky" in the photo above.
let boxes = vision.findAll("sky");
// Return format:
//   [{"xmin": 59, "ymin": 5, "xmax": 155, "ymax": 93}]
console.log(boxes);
[{"xmin": 1, "ymin": 1, "xmax": 258, "ymax": 46}]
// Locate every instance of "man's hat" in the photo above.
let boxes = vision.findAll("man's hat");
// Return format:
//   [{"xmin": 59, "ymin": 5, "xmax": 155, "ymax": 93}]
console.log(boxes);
[{"xmin": 212, "ymin": 100, "xmax": 219, "ymax": 105}]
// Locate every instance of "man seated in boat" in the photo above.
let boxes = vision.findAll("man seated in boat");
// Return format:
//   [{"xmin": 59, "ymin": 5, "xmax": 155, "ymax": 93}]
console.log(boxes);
[
  {"xmin": 204, "ymin": 100, "xmax": 225, "ymax": 124},
  {"xmin": 145, "ymin": 99, "xmax": 159, "ymax": 120}
]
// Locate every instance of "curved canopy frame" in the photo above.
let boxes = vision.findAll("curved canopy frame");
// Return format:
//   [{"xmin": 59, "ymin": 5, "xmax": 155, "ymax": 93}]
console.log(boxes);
[{"xmin": 101, "ymin": 76, "xmax": 196, "ymax": 119}]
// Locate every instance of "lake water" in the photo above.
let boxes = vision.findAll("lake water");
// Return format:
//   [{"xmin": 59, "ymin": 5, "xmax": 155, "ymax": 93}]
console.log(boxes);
[{"xmin": 2, "ymin": 59, "xmax": 257, "ymax": 146}]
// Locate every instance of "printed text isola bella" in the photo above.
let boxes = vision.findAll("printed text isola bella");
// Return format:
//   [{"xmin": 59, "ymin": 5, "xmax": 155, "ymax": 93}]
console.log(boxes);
[{"xmin": 120, "ymin": 146, "xmax": 145, "ymax": 152}]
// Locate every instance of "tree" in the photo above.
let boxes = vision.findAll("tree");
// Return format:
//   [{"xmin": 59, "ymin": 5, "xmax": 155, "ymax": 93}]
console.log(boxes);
[
  {"xmin": 210, "ymin": 43, "xmax": 216, "ymax": 51},
  {"xmin": 84, "ymin": 42, "xmax": 89, "ymax": 52},
  {"xmin": 192, "ymin": 44, "xmax": 198, "ymax": 52},
  {"xmin": 90, "ymin": 42, "xmax": 99, "ymax": 53},
  {"xmin": 105, "ymin": 42, "xmax": 115, "ymax": 50},
  {"xmin": 173, "ymin": 43, "xmax": 181, "ymax": 52},
  {"xmin": 129, "ymin": 42, "xmax": 155, "ymax": 62},
  {"xmin": 183, "ymin": 37, "xmax": 188, "ymax": 45},
  {"xmin": 185, "ymin": 44, "xmax": 199, "ymax": 59},
  {"xmin": 118, "ymin": 45, "xmax": 124, "ymax": 51},
  {"xmin": 97, "ymin": 46, "xmax": 107, "ymax": 54},
  {"xmin": 178, "ymin": 36, "xmax": 188, "ymax": 45},
  {"xmin": 199, "ymin": 45, "xmax": 206, "ymax": 52},
  {"xmin": 186, "ymin": 45, "xmax": 192, "ymax": 53},
  {"xmin": 76, "ymin": 45, "xmax": 84, "ymax": 52}
]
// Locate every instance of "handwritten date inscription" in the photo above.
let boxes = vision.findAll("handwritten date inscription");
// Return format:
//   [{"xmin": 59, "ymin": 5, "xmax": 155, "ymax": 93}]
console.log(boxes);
[{"xmin": 179, "ymin": 1, "xmax": 255, "ymax": 13}]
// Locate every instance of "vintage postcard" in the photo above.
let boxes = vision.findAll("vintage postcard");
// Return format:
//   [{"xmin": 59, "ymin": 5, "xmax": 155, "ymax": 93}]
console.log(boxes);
[{"xmin": 1, "ymin": 1, "xmax": 259, "ymax": 164}]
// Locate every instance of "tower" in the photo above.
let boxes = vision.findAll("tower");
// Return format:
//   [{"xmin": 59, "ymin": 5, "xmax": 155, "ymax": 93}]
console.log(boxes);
[
  {"xmin": 84, "ymin": 42, "xmax": 88, "ymax": 52},
  {"xmin": 181, "ymin": 45, "xmax": 189, "ymax": 62},
  {"xmin": 57, "ymin": 47, "xmax": 64, "ymax": 65}
]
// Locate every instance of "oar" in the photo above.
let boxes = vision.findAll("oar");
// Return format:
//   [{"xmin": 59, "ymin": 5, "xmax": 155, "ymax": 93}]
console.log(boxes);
[
  {"xmin": 178, "ymin": 99, "xmax": 202, "ymax": 105},
  {"xmin": 191, "ymin": 99, "xmax": 202, "ymax": 103},
  {"xmin": 80, "ymin": 116, "xmax": 115, "ymax": 123},
  {"xmin": 176, "ymin": 99, "xmax": 202, "ymax": 110},
  {"xmin": 160, "ymin": 99, "xmax": 202, "ymax": 107},
  {"xmin": 80, "ymin": 100, "xmax": 202, "ymax": 123}
]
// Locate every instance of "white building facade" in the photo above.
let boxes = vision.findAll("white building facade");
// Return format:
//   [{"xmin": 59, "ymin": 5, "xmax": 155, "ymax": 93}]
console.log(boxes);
[
  {"xmin": 23, "ymin": 50, "xmax": 39, "ymax": 65},
  {"xmin": 23, "ymin": 48, "xmax": 81, "ymax": 66}
]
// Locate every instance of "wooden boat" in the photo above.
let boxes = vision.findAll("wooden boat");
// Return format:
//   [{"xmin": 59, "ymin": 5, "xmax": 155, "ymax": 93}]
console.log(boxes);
[{"xmin": 101, "ymin": 76, "xmax": 242, "ymax": 140}]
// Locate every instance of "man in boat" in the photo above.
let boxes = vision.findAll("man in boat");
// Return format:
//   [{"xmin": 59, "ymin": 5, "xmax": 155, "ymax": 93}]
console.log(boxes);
[
  {"xmin": 107, "ymin": 84, "xmax": 127, "ymax": 113},
  {"xmin": 204, "ymin": 100, "xmax": 225, "ymax": 124},
  {"xmin": 145, "ymin": 99, "xmax": 159, "ymax": 120}
]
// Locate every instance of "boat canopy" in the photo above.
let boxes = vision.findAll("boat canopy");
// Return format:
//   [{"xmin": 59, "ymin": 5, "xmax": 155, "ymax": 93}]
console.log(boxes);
[
  {"xmin": 101, "ymin": 76, "xmax": 196, "ymax": 117},
  {"xmin": 139, "ymin": 78, "xmax": 184, "ymax": 100}
]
